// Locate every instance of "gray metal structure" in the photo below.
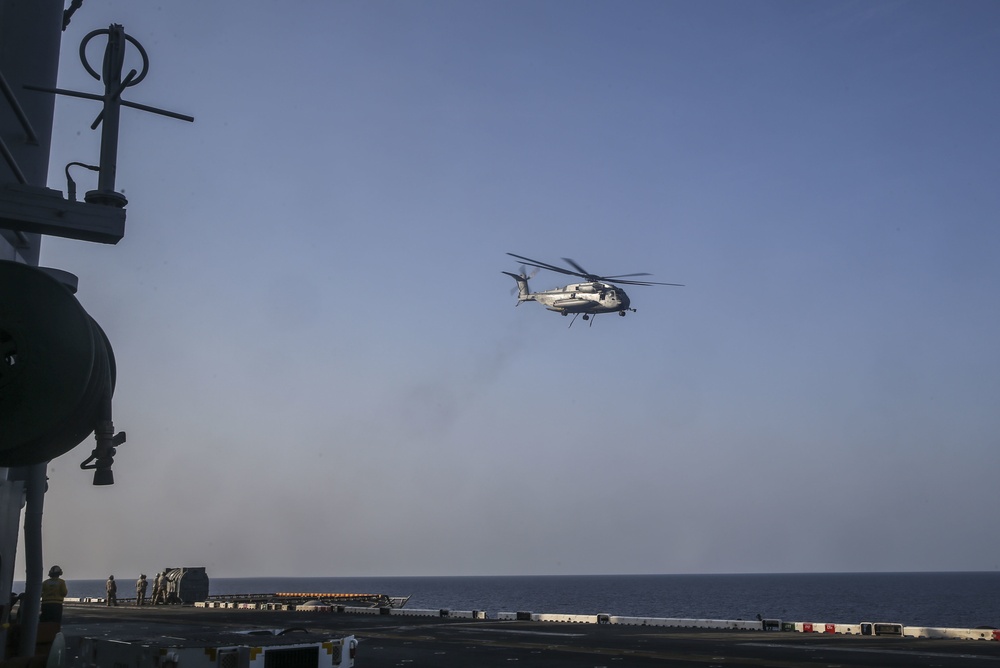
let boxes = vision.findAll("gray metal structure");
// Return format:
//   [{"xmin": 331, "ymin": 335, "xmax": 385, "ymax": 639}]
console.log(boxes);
[
  {"xmin": 0, "ymin": 1, "xmax": 191, "ymax": 659},
  {"xmin": 1, "ymin": 2, "xmax": 68, "ymax": 657}
]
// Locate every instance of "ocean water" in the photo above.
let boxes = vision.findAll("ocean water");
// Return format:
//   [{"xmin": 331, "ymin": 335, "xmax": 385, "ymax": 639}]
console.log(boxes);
[{"xmin": 45, "ymin": 572, "xmax": 1000, "ymax": 629}]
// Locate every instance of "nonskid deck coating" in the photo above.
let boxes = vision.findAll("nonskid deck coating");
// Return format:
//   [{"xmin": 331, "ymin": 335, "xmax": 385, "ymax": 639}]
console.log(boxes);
[{"xmin": 56, "ymin": 601, "xmax": 1000, "ymax": 667}]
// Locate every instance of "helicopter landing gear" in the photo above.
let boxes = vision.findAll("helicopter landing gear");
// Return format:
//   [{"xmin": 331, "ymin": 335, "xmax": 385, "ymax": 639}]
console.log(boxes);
[{"xmin": 570, "ymin": 313, "xmax": 597, "ymax": 328}]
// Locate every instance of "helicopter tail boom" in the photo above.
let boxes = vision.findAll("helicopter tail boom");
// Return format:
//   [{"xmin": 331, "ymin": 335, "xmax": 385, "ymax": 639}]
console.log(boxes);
[{"xmin": 502, "ymin": 271, "xmax": 535, "ymax": 303}]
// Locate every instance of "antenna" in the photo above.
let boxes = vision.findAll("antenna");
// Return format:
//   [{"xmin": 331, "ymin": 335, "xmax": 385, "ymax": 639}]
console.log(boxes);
[{"xmin": 25, "ymin": 24, "xmax": 194, "ymax": 208}]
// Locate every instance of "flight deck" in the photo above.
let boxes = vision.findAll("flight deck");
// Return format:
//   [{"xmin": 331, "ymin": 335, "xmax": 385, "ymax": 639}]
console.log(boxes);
[{"xmin": 57, "ymin": 601, "xmax": 1000, "ymax": 668}]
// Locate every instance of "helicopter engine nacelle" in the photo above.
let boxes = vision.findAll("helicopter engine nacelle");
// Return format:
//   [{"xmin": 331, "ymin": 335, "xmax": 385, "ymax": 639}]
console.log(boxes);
[{"xmin": 576, "ymin": 284, "xmax": 599, "ymax": 293}]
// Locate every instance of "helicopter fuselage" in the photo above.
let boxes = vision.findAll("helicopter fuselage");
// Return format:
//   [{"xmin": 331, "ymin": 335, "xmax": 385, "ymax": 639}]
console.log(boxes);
[{"xmin": 530, "ymin": 281, "xmax": 632, "ymax": 315}]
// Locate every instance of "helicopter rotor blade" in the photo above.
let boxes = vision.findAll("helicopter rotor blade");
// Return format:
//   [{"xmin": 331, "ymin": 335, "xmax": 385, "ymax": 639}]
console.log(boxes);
[
  {"xmin": 508, "ymin": 252, "xmax": 683, "ymax": 287},
  {"xmin": 611, "ymin": 279, "xmax": 685, "ymax": 287},
  {"xmin": 507, "ymin": 253, "xmax": 572, "ymax": 273},
  {"xmin": 603, "ymin": 272, "xmax": 652, "ymax": 279},
  {"xmin": 507, "ymin": 253, "xmax": 584, "ymax": 279},
  {"xmin": 507, "ymin": 252, "xmax": 560, "ymax": 269},
  {"xmin": 522, "ymin": 261, "xmax": 579, "ymax": 278},
  {"xmin": 561, "ymin": 257, "xmax": 594, "ymax": 278},
  {"xmin": 562, "ymin": 258, "xmax": 661, "ymax": 284}
]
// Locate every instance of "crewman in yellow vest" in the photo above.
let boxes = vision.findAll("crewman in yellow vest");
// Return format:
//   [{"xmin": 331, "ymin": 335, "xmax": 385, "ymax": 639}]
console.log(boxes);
[{"xmin": 40, "ymin": 565, "xmax": 68, "ymax": 624}]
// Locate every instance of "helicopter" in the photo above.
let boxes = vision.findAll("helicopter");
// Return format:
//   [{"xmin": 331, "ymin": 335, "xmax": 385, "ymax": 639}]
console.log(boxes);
[{"xmin": 503, "ymin": 252, "xmax": 683, "ymax": 327}]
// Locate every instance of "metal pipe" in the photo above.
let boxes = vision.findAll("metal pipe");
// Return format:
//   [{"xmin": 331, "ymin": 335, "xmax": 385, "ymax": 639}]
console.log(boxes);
[
  {"xmin": 0, "ymin": 138, "xmax": 26, "ymax": 183},
  {"xmin": 95, "ymin": 25, "xmax": 125, "ymax": 196},
  {"xmin": 17, "ymin": 463, "xmax": 46, "ymax": 657}
]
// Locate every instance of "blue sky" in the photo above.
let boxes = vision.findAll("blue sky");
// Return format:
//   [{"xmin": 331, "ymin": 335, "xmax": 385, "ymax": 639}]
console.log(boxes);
[{"xmin": 22, "ymin": 0, "xmax": 1000, "ymax": 578}]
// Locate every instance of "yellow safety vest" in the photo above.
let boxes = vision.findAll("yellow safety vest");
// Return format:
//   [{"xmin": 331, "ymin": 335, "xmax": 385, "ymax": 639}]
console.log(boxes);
[{"xmin": 41, "ymin": 578, "xmax": 67, "ymax": 604}]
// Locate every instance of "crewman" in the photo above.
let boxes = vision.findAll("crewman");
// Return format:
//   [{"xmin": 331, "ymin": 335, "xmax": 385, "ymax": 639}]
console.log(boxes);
[
  {"xmin": 106, "ymin": 575, "xmax": 117, "ymax": 606},
  {"xmin": 158, "ymin": 570, "xmax": 170, "ymax": 604},
  {"xmin": 150, "ymin": 571, "xmax": 162, "ymax": 604},
  {"xmin": 40, "ymin": 565, "xmax": 68, "ymax": 624},
  {"xmin": 136, "ymin": 574, "xmax": 148, "ymax": 606},
  {"xmin": 153, "ymin": 571, "xmax": 169, "ymax": 604}
]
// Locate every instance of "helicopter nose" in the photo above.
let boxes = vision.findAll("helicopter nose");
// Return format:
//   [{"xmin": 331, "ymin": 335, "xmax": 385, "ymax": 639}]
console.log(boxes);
[{"xmin": 620, "ymin": 292, "xmax": 630, "ymax": 309}]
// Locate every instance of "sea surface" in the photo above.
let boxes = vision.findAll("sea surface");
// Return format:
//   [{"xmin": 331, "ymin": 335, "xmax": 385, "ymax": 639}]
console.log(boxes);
[{"xmin": 41, "ymin": 572, "xmax": 1000, "ymax": 630}]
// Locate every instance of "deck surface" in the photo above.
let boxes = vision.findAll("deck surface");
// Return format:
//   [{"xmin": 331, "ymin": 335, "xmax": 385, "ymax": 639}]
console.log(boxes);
[{"xmin": 58, "ymin": 602, "xmax": 1000, "ymax": 667}]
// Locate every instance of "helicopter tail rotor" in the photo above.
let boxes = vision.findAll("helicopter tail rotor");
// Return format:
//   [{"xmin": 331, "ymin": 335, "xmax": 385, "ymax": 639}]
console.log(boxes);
[
  {"xmin": 502, "ymin": 269, "xmax": 536, "ymax": 303},
  {"xmin": 508, "ymin": 265, "xmax": 539, "ymax": 295}
]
